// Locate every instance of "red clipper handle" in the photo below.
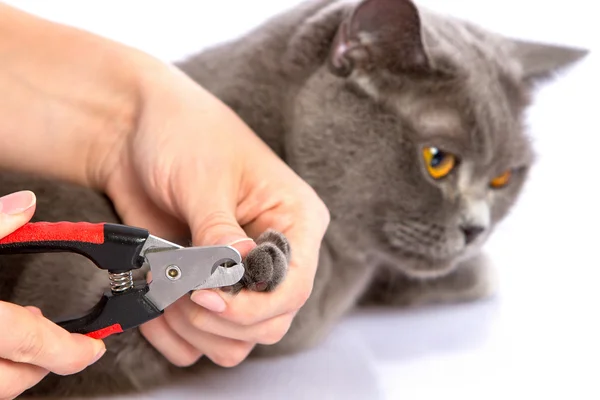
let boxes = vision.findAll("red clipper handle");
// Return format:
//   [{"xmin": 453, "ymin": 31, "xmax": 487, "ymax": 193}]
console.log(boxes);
[
  {"xmin": 0, "ymin": 221, "xmax": 105, "ymax": 244},
  {"xmin": 0, "ymin": 222, "xmax": 149, "ymax": 273}
]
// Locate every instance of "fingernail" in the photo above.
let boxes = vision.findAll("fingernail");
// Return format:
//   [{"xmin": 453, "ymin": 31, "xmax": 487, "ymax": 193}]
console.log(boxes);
[
  {"xmin": 0, "ymin": 191, "xmax": 36, "ymax": 215},
  {"xmin": 221, "ymin": 236, "xmax": 256, "ymax": 257},
  {"xmin": 89, "ymin": 344, "xmax": 106, "ymax": 366},
  {"xmin": 191, "ymin": 291, "xmax": 227, "ymax": 313},
  {"xmin": 227, "ymin": 238, "xmax": 255, "ymax": 246}
]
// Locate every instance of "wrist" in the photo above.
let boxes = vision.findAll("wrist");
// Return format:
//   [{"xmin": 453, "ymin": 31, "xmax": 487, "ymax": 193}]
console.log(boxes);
[
  {"xmin": 92, "ymin": 53, "xmax": 177, "ymax": 194},
  {"xmin": 0, "ymin": 4, "xmax": 144, "ymax": 190}
]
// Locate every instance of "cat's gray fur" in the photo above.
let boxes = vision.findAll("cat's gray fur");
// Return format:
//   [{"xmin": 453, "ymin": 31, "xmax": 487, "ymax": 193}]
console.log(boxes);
[{"xmin": 0, "ymin": 0, "xmax": 586, "ymax": 397}]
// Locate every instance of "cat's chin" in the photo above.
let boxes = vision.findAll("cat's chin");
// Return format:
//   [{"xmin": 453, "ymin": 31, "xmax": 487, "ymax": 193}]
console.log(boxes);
[
  {"xmin": 372, "ymin": 248, "xmax": 464, "ymax": 280},
  {"xmin": 396, "ymin": 257, "xmax": 459, "ymax": 280}
]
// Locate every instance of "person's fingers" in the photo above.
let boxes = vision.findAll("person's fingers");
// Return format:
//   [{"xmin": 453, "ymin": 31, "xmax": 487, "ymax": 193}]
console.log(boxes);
[
  {"xmin": 0, "ymin": 358, "xmax": 48, "ymax": 400},
  {"xmin": 170, "ymin": 135, "xmax": 255, "ymax": 253},
  {"xmin": 189, "ymin": 205, "xmax": 256, "ymax": 253},
  {"xmin": 159, "ymin": 310, "xmax": 254, "ymax": 368},
  {"xmin": 189, "ymin": 332, "xmax": 254, "ymax": 369},
  {"xmin": 138, "ymin": 313, "xmax": 203, "ymax": 367},
  {"xmin": 0, "ymin": 301, "xmax": 106, "ymax": 376},
  {"xmin": 0, "ymin": 190, "xmax": 37, "ymax": 238},
  {"xmin": 194, "ymin": 196, "xmax": 329, "ymax": 326},
  {"xmin": 213, "ymin": 268, "xmax": 312, "ymax": 326},
  {"xmin": 182, "ymin": 200, "xmax": 258, "ymax": 314},
  {"xmin": 24, "ymin": 306, "xmax": 43, "ymax": 317},
  {"xmin": 106, "ymin": 171, "xmax": 190, "ymax": 243},
  {"xmin": 170, "ymin": 132, "xmax": 258, "ymax": 255},
  {"xmin": 166, "ymin": 295, "xmax": 295, "ymax": 345},
  {"xmin": 140, "ymin": 303, "xmax": 255, "ymax": 368}
]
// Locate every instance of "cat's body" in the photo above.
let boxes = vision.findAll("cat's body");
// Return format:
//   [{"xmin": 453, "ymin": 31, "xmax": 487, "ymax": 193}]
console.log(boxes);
[
  {"xmin": 175, "ymin": 0, "xmax": 585, "ymax": 353},
  {"xmin": 0, "ymin": 0, "xmax": 586, "ymax": 397}
]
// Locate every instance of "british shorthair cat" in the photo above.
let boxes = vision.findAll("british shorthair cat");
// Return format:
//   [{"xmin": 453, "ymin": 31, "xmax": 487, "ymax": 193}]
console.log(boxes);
[{"xmin": 1, "ymin": 0, "xmax": 586, "ymax": 396}]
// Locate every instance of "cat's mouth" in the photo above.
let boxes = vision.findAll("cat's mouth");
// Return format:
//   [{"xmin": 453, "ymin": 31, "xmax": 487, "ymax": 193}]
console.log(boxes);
[{"xmin": 374, "ymin": 218, "xmax": 489, "ymax": 278}]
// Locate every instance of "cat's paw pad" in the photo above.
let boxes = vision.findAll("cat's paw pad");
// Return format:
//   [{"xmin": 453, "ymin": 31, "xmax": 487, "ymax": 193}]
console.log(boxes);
[{"xmin": 223, "ymin": 230, "xmax": 290, "ymax": 294}]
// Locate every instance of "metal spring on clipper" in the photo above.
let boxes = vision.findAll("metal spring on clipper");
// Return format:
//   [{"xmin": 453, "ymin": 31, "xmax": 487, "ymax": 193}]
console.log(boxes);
[{"xmin": 108, "ymin": 271, "xmax": 133, "ymax": 293}]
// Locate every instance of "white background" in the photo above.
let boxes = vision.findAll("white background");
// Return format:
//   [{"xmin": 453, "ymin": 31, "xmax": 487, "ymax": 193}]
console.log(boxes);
[{"xmin": 5, "ymin": 1, "xmax": 599, "ymax": 399}]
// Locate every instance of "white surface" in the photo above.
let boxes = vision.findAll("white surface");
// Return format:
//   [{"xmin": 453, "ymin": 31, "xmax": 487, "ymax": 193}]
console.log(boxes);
[{"xmin": 7, "ymin": 1, "xmax": 600, "ymax": 399}]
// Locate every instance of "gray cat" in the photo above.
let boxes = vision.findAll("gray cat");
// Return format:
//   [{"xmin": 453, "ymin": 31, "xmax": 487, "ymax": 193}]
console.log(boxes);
[{"xmin": 1, "ymin": 0, "xmax": 586, "ymax": 397}]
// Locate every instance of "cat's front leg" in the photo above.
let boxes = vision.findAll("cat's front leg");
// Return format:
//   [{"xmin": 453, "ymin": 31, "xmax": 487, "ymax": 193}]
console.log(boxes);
[{"xmin": 361, "ymin": 252, "xmax": 497, "ymax": 308}]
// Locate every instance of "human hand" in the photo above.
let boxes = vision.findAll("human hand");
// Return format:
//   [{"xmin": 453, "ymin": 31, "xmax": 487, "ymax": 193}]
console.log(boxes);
[
  {"xmin": 0, "ymin": 191, "xmax": 106, "ymax": 400},
  {"xmin": 0, "ymin": 2, "xmax": 327, "ymax": 370},
  {"xmin": 89, "ymin": 59, "xmax": 330, "ymax": 368}
]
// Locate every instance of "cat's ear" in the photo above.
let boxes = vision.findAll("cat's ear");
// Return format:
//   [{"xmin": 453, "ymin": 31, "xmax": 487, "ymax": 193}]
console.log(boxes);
[
  {"xmin": 327, "ymin": 0, "xmax": 430, "ymax": 77},
  {"xmin": 510, "ymin": 39, "xmax": 589, "ymax": 85}
]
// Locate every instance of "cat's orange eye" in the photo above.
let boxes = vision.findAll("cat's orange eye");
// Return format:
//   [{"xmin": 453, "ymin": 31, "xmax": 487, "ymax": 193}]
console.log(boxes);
[
  {"xmin": 422, "ymin": 147, "xmax": 456, "ymax": 180},
  {"xmin": 490, "ymin": 170, "xmax": 512, "ymax": 188}
]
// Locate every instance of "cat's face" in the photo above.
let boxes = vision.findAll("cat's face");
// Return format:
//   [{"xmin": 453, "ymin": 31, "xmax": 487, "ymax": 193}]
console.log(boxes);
[{"xmin": 286, "ymin": 0, "xmax": 586, "ymax": 278}]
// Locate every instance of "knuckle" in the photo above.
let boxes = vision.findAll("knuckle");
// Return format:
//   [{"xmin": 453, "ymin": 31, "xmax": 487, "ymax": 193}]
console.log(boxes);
[
  {"xmin": 147, "ymin": 156, "xmax": 170, "ymax": 192},
  {"xmin": 56, "ymin": 357, "xmax": 89, "ymax": 376},
  {"xmin": 211, "ymin": 342, "xmax": 253, "ymax": 368},
  {"xmin": 170, "ymin": 351, "xmax": 202, "ymax": 368},
  {"xmin": 54, "ymin": 339, "xmax": 94, "ymax": 375},
  {"xmin": 315, "ymin": 199, "xmax": 331, "ymax": 229},
  {"xmin": 12, "ymin": 330, "xmax": 44, "ymax": 365},
  {"xmin": 297, "ymin": 186, "xmax": 330, "ymax": 231},
  {"xmin": 292, "ymin": 280, "xmax": 313, "ymax": 311},
  {"xmin": 193, "ymin": 210, "xmax": 238, "ymax": 246},
  {"xmin": 257, "ymin": 316, "xmax": 292, "ymax": 345}
]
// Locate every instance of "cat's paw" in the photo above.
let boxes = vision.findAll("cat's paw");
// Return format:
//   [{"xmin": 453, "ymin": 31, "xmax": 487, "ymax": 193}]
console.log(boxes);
[{"xmin": 223, "ymin": 230, "xmax": 291, "ymax": 294}]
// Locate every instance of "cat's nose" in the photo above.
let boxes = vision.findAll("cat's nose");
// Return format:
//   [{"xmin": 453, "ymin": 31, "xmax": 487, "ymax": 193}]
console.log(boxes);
[{"xmin": 460, "ymin": 225, "xmax": 485, "ymax": 245}]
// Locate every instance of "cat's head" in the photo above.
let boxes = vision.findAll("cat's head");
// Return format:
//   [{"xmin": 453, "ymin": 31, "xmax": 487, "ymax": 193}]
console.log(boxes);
[{"xmin": 285, "ymin": 0, "xmax": 587, "ymax": 278}]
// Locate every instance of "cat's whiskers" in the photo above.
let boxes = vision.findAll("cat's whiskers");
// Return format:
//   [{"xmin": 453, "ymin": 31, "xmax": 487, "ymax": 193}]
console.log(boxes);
[{"xmin": 383, "ymin": 219, "xmax": 464, "ymax": 260}]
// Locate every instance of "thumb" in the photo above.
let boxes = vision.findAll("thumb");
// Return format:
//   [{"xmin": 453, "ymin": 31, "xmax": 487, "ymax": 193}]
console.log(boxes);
[
  {"xmin": 188, "ymin": 207, "xmax": 256, "ymax": 313},
  {"xmin": 189, "ymin": 208, "xmax": 256, "ymax": 258},
  {"xmin": 0, "ymin": 301, "xmax": 105, "ymax": 376},
  {"xmin": 0, "ymin": 190, "xmax": 37, "ymax": 238}
]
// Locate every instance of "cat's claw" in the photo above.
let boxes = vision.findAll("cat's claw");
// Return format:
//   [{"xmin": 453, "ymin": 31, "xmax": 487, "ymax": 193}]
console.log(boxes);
[
  {"xmin": 223, "ymin": 229, "xmax": 291, "ymax": 295},
  {"xmin": 251, "ymin": 281, "xmax": 268, "ymax": 292}
]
